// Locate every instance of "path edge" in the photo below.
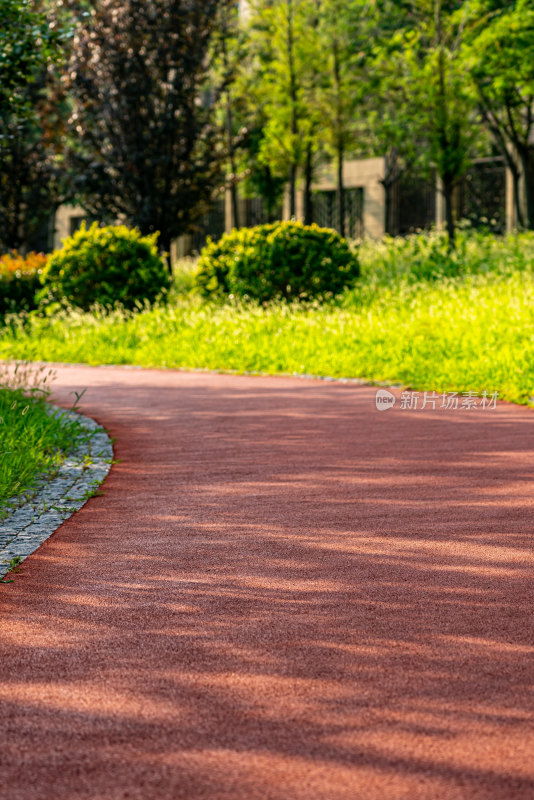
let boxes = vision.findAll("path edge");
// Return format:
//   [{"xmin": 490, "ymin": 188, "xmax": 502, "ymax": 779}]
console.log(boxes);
[{"xmin": 0, "ymin": 404, "xmax": 113, "ymax": 579}]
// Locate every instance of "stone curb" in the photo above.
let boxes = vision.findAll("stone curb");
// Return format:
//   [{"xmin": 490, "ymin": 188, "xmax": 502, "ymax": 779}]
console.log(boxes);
[{"xmin": 0, "ymin": 405, "xmax": 113, "ymax": 580}]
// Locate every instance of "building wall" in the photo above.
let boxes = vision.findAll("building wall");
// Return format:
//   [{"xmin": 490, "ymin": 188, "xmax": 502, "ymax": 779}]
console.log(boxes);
[
  {"xmin": 53, "ymin": 205, "xmax": 87, "ymax": 249},
  {"xmin": 306, "ymin": 157, "xmax": 386, "ymax": 239}
]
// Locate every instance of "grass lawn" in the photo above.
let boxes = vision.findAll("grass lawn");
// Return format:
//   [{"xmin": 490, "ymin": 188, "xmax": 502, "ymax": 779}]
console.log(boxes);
[
  {"xmin": 0, "ymin": 364, "xmax": 91, "ymax": 518},
  {"xmin": 1, "ymin": 229, "xmax": 533, "ymax": 405}
]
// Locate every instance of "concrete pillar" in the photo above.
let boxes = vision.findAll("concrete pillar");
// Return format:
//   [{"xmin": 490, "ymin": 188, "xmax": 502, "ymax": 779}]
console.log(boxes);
[
  {"xmin": 225, "ymin": 188, "xmax": 233, "ymax": 234},
  {"xmin": 282, "ymin": 186, "xmax": 291, "ymax": 221},
  {"xmin": 173, "ymin": 235, "xmax": 194, "ymax": 260},
  {"xmin": 295, "ymin": 189, "xmax": 305, "ymax": 222},
  {"xmin": 435, "ymin": 176, "xmax": 445, "ymax": 231},
  {"xmin": 53, "ymin": 205, "xmax": 87, "ymax": 249}
]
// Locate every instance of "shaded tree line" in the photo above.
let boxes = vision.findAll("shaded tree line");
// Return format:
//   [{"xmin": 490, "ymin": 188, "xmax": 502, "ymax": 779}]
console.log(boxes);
[{"xmin": 1, "ymin": 0, "xmax": 533, "ymax": 254}]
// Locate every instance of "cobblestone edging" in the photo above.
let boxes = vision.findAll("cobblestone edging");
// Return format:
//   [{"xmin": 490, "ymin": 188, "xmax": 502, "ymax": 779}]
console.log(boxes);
[{"xmin": 0, "ymin": 406, "xmax": 113, "ymax": 579}]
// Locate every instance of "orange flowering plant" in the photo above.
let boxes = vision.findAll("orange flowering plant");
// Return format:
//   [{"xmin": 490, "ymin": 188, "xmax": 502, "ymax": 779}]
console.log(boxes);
[{"xmin": 0, "ymin": 251, "xmax": 48, "ymax": 316}]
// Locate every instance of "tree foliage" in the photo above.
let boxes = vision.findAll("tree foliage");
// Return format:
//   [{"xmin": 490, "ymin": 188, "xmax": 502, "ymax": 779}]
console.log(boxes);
[
  {"xmin": 242, "ymin": 0, "xmax": 322, "ymax": 218},
  {"xmin": 464, "ymin": 0, "xmax": 534, "ymax": 228},
  {"xmin": 0, "ymin": 1, "xmax": 70, "ymax": 252},
  {"xmin": 4, "ymin": 0, "xmax": 533, "ymax": 257},
  {"xmin": 315, "ymin": 0, "xmax": 369, "ymax": 235},
  {"xmin": 0, "ymin": 0, "xmax": 61, "ymax": 114},
  {"xmin": 370, "ymin": 0, "xmax": 481, "ymax": 246},
  {"xmin": 65, "ymin": 0, "xmax": 232, "ymax": 255},
  {"xmin": 0, "ymin": 80, "xmax": 66, "ymax": 252}
]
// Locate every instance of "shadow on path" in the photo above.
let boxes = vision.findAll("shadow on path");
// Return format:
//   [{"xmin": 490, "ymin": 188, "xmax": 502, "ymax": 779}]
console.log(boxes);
[{"xmin": 0, "ymin": 368, "xmax": 533, "ymax": 799}]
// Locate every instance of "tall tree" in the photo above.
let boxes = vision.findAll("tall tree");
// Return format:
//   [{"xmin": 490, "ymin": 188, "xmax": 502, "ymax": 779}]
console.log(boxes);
[
  {"xmin": 0, "ymin": 73, "xmax": 66, "ymax": 252},
  {"xmin": 316, "ymin": 0, "xmax": 369, "ymax": 236},
  {"xmin": 464, "ymin": 0, "xmax": 534, "ymax": 229},
  {"xmin": 377, "ymin": 0, "xmax": 479, "ymax": 247},
  {"xmin": 211, "ymin": 8, "xmax": 288, "ymax": 226},
  {"xmin": 210, "ymin": 3, "xmax": 245, "ymax": 229},
  {"xmin": 360, "ymin": 0, "xmax": 426, "ymax": 235},
  {"xmin": 0, "ymin": 1, "xmax": 69, "ymax": 252},
  {"xmin": 65, "ymin": 0, "xmax": 232, "ymax": 257},
  {"xmin": 244, "ymin": 0, "xmax": 321, "ymax": 218},
  {"xmin": 236, "ymin": 123, "xmax": 288, "ymax": 223}
]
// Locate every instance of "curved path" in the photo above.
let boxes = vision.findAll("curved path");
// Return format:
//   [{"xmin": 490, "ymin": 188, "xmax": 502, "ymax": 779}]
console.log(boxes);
[{"xmin": 1, "ymin": 365, "xmax": 533, "ymax": 800}]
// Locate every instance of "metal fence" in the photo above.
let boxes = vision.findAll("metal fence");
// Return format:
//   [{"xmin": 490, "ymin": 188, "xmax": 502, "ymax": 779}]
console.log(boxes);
[
  {"xmin": 312, "ymin": 187, "xmax": 364, "ymax": 238},
  {"xmin": 189, "ymin": 199, "xmax": 226, "ymax": 252},
  {"xmin": 396, "ymin": 174, "xmax": 436, "ymax": 235},
  {"xmin": 458, "ymin": 157, "xmax": 506, "ymax": 234},
  {"xmin": 242, "ymin": 196, "xmax": 283, "ymax": 228},
  {"xmin": 389, "ymin": 157, "xmax": 506, "ymax": 236}
]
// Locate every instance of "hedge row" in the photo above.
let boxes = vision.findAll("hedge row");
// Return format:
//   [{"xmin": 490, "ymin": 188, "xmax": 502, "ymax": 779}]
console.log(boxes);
[{"xmin": 1, "ymin": 220, "xmax": 359, "ymax": 314}]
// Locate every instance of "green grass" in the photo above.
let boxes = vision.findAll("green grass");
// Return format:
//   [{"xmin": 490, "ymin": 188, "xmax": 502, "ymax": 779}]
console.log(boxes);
[
  {"xmin": 1, "ymin": 228, "xmax": 534, "ymax": 404},
  {"xmin": 0, "ymin": 363, "xmax": 91, "ymax": 519}
]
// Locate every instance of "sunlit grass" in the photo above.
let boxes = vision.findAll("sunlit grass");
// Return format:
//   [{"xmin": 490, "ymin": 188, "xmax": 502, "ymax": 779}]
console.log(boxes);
[
  {"xmin": 0, "ymin": 363, "xmax": 91, "ymax": 518},
  {"xmin": 1, "ymin": 228, "xmax": 534, "ymax": 405}
]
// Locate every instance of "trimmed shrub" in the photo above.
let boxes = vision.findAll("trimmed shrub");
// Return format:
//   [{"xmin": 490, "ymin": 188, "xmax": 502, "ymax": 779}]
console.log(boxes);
[
  {"xmin": 41, "ymin": 223, "xmax": 170, "ymax": 310},
  {"xmin": 0, "ymin": 251, "xmax": 47, "ymax": 316},
  {"xmin": 195, "ymin": 220, "xmax": 359, "ymax": 302}
]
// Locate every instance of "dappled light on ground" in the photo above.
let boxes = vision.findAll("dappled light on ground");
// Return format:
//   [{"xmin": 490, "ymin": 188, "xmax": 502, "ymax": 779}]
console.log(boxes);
[{"xmin": 0, "ymin": 367, "xmax": 533, "ymax": 799}]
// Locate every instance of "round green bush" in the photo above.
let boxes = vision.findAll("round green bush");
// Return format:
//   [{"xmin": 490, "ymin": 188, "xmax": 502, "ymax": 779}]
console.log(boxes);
[
  {"xmin": 195, "ymin": 221, "xmax": 359, "ymax": 302},
  {"xmin": 40, "ymin": 223, "xmax": 170, "ymax": 310}
]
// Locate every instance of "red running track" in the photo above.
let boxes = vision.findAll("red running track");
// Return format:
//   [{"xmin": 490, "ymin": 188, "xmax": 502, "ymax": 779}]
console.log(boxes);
[{"xmin": 1, "ymin": 365, "xmax": 534, "ymax": 800}]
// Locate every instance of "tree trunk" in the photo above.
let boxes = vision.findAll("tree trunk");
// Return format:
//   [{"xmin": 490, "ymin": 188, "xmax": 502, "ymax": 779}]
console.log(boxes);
[
  {"xmin": 435, "ymin": 2, "xmax": 457, "ymax": 250},
  {"xmin": 336, "ymin": 137, "xmax": 345, "ymax": 238},
  {"xmin": 226, "ymin": 97, "xmax": 239, "ymax": 229},
  {"xmin": 10, "ymin": 139, "xmax": 23, "ymax": 251},
  {"xmin": 477, "ymin": 88, "xmax": 525, "ymax": 229},
  {"xmin": 159, "ymin": 232, "xmax": 173, "ymax": 276},
  {"xmin": 507, "ymin": 157, "xmax": 524, "ymax": 229},
  {"xmin": 229, "ymin": 182, "xmax": 239, "ymax": 230},
  {"xmin": 331, "ymin": 36, "xmax": 345, "ymax": 238},
  {"xmin": 289, "ymin": 162, "xmax": 297, "ymax": 218},
  {"xmin": 303, "ymin": 142, "xmax": 313, "ymax": 225},
  {"xmin": 286, "ymin": 0, "xmax": 299, "ymax": 221},
  {"xmin": 264, "ymin": 165, "xmax": 280, "ymax": 223},
  {"xmin": 519, "ymin": 146, "xmax": 534, "ymax": 230},
  {"xmin": 443, "ymin": 180, "xmax": 456, "ymax": 250},
  {"xmin": 220, "ymin": 18, "xmax": 239, "ymax": 231},
  {"xmin": 384, "ymin": 181, "xmax": 393, "ymax": 236}
]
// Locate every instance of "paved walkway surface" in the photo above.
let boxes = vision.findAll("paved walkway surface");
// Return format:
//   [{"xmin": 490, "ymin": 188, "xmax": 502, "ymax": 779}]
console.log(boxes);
[{"xmin": 1, "ymin": 365, "xmax": 533, "ymax": 800}]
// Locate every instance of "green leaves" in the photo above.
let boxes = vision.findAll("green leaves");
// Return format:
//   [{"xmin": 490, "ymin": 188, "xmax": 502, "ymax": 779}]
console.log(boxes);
[
  {"xmin": 368, "ymin": 0, "xmax": 482, "ymax": 243},
  {"xmin": 195, "ymin": 220, "xmax": 360, "ymax": 302},
  {"xmin": 462, "ymin": 0, "xmax": 534, "ymax": 226},
  {"xmin": 41, "ymin": 222, "xmax": 171, "ymax": 310},
  {"xmin": 0, "ymin": 0, "xmax": 63, "ymax": 116},
  {"xmin": 239, "ymin": 0, "xmax": 323, "ymax": 193}
]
